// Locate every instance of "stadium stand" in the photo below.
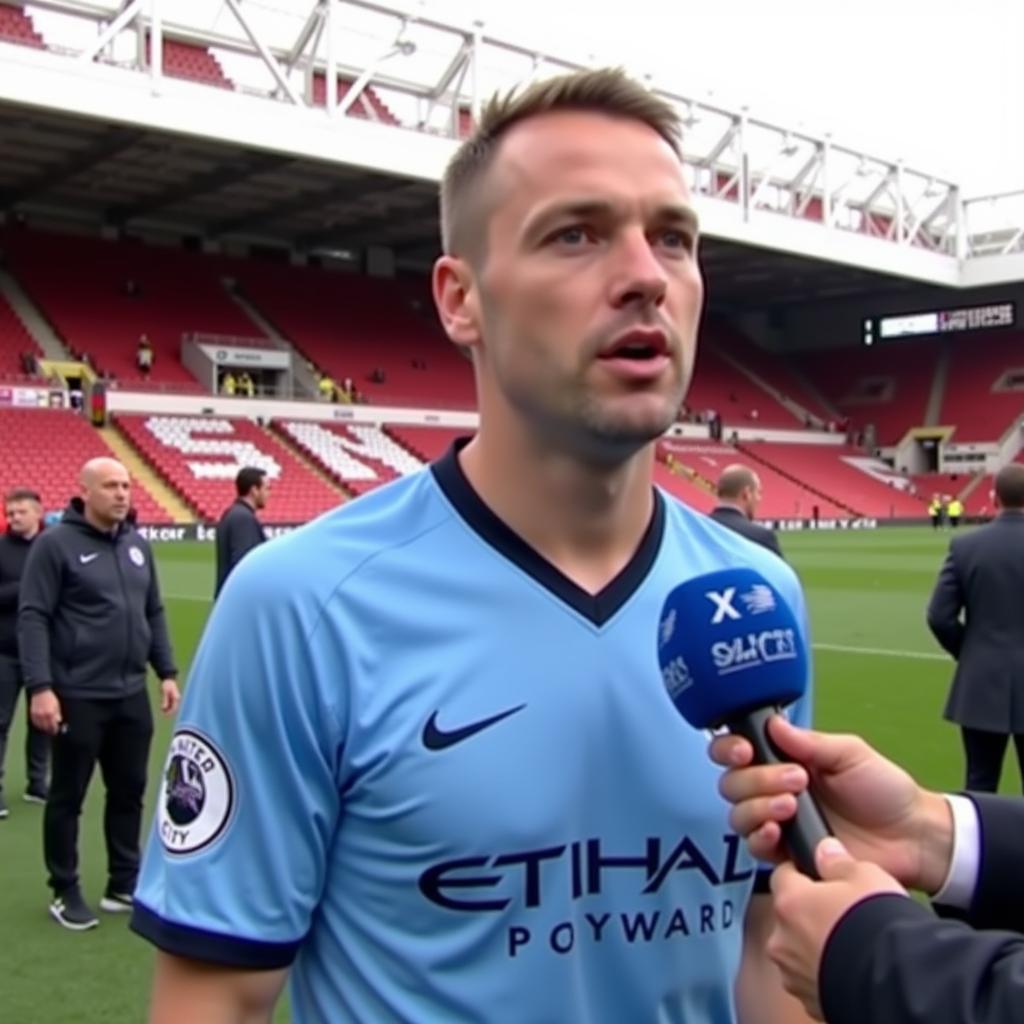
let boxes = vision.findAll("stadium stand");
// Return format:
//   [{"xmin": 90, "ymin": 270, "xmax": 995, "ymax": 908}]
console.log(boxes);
[
  {"xmin": 800, "ymin": 338, "xmax": 941, "ymax": 445},
  {"xmin": 940, "ymin": 332, "xmax": 1024, "ymax": 441},
  {"xmin": 3, "ymin": 230, "xmax": 261, "ymax": 389},
  {"xmin": 0, "ymin": 292, "xmax": 43, "ymax": 379},
  {"xmin": 0, "ymin": 408, "xmax": 171, "ymax": 523},
  {"xmin": 311, "ymin": 74, "xmax": 399, "ymax": 123},
  {"xmin": 150, "ymin": 38, "xmax": 233, "ymax": 89},
  {"xmin": 685, "ymin": 340, "xmax": 804, "ymax": 429},
  {"xmin": 233, "ymin": 262, "xmax": 475, "ymax": 408},
  {"xmin": 0, "ymin": 3, "xmax": 45, "ymax": 48},
  {"xmin": 738, "ymin": 442, "xmax": 926, "ymax": 518},
  {"xmin": 912, "ymin": 472, "xmax": 976, "ymax": 501},
  {"xmin": 659, "ymin": 438, "xmax": 848, "ymax": 519},
  {"xmin": 711, "ymin": 323, "xmax": 835, "ymax": 425},
  {"xmin": 276, "ymin": 420, "xmax": 422, "ymax": 496},
  {"xmin": 114, "ymin": 414, "xmax": 343, "ymax": 523},
  {"xmin": 387, "ymin": 425, "xmax": 465, "ymax": 462}
]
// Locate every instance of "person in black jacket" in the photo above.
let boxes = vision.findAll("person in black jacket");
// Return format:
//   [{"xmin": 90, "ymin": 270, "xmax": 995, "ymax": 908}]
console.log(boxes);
[
  {"xmin": 19, "ymin": 457, "xmax": 180, "ymax": 931},
  {"xmin": 0, "ymin": 487, "xmax": 50, "ymax": 817},
  {"xmin": 214, "ymin": 466, "xmax": 269, "ymax": 598},
  {"xmin": 926, "ymin": 463, "xmax": 1024, "ymax": 792},
  {"xmin": 709, "ymin": 716, "xmax": 1024, "ymax": 1024},
  {"xmin": 709, "ymin": 464, "xmax": 784, "ymax": 557}
]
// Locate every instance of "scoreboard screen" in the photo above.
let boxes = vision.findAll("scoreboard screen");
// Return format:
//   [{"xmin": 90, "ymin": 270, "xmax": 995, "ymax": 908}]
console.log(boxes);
[{"xmin": 862, "ymin": 301, "xmax": 1015, "ymax": 345}]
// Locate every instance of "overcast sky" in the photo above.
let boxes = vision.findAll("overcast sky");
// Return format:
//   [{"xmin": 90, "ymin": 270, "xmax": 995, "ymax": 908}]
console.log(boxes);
[{"xmin": 426, "ymin": 0, "xmax": 1023, "ymax": 197}]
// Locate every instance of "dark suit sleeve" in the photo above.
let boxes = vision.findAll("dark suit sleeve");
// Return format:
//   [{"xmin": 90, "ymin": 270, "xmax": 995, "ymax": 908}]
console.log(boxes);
[
  {"xmin": 820, "ymin": 894, "xmax": 1024, "ymax": 1024},
  {"xmin": 926, "ymin": 547, "xmax": 965, "ymax": 658},
  {"xmin": 763, "ymin": 529, "xmax": 783, "ymax": 558},
  {"xmin": 958, "ymin": 793, "xmax": 1024, "ymax": 931},
  {"xmin": 820, "ymin": 794, "xmax": 1024, "ymax": 1024},
  {"xmin": 143, "ymin": 541, "xmax": 177, "ymax": 680}
]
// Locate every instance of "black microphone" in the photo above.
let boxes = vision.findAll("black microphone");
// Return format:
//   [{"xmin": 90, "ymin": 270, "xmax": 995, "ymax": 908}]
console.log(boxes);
[{"xmin": 657, "ymin": 567, "xmax": 833, "ymax": 878}]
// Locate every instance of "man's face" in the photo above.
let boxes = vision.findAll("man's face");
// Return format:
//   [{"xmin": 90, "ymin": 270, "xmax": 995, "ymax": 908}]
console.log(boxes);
[
  {"xmin": 5, "ymin": 499, "xmax": 42, "ymax": 539},
  {"xmin": 251, "ymin": 480, "xmax": 270, "ymax": 510},
  {"xmin": 439, "ymin": 110, "xmax": 704, "ymax": 462},
  {"xmin": 83, "ymin": 464, "xmax": 131, "ymax": 527}
]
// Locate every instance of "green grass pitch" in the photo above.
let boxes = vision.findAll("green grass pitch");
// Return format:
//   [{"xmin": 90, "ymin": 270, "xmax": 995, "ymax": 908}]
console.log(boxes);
[{"xmin": 0, "ymin": 527, "xmax": 1012, "ymax": 1022}]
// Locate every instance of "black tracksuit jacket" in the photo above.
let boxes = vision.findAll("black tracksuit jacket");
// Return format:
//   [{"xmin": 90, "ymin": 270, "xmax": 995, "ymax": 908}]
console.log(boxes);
[{"xmin": 18, "ymin": 500, "xmax": 177, "ymax": 698}]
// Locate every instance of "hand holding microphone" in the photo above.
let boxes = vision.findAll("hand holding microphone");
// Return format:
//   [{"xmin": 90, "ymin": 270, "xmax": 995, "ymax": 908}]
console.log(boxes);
[{"xmin": 657, "ymin": 567, "xmax": 833, "ymax": 879}]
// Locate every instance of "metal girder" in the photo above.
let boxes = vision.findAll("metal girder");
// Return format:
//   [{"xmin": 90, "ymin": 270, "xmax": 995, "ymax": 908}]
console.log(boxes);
[
  {"xmin": 105, "ymin": 152, "xmax": 293, "ymax": 225},
  {"xmin": 76, "ymin": 0, "xmax": 143, "ymax": 63},
  {"xmin": 284, "ymin": 1, "xmax": 328, "ymax": 73},
  {"xmin": 224, "ymin": 0, "xmax": 302, "ymax": 107},
  {"xmin": 0, "ymin": 127, "xmax": 145, "ymax": 207}
]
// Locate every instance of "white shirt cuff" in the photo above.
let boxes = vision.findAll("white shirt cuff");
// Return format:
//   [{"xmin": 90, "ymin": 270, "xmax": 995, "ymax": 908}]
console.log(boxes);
[{"xmin": 932, "ymin": 794, "xmax": 980, "ymax": 908}]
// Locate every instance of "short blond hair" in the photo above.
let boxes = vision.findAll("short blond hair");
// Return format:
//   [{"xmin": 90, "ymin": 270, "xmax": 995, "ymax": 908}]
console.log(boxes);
[{"xmin": 439, "ymin": 67, "xmax": 682, "ymax": 260}]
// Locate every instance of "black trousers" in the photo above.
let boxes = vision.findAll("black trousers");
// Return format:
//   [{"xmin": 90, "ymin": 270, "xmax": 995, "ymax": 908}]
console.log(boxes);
[
  {"xmin": 45, "ymin": 689, "xmax": 153, "ymax": 895},
  {"xmin": 961, "ymin": 726, "xmax": 1024, "ymax": 792},
  {"xmin": 0, "ymin": 654, "xmax": 50, "ymax": 794}
]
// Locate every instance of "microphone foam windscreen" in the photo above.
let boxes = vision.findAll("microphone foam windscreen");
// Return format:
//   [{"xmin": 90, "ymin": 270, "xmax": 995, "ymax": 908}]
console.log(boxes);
[{"xmin": 657, "ymin": 567, "xmax": 808, "ymax": 729}]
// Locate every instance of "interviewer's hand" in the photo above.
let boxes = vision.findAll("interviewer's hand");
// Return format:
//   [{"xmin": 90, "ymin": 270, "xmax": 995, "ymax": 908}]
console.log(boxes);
[
  {"xmin": 160, "ymin": 679, "xmax": 180, "ymax": 716},
  {"xmin": 768, "ymin": 838, "xmax": 907, "ymax": 1020},
  {"xmin": 30, "ymin": 688, "xmax": 62, "ymax": 735},
  {"xmin": 709, "ymin": 716, "xmax": 953, "ymax": 893}
]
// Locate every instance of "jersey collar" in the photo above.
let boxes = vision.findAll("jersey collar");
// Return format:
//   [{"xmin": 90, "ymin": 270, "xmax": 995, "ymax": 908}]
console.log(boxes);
[{"xmin": 431, "ymin": 438, "xmax": 665, "ymax": 627}]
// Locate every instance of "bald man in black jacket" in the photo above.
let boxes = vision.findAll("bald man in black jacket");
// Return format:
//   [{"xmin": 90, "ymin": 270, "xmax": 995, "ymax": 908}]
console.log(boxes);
[{"xmin": 709, "ymin": 464, "xmax": 784, "ymax": 558}]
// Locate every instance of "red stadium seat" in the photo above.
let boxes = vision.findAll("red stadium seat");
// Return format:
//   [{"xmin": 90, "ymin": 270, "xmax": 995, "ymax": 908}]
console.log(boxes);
[
  {"xmin": 115, "ymin": 414, "xmax": 344, "ymax": 523},
  {"xmin": 0, "ymin": 408, "xmax": 172, "ymax": 524}
]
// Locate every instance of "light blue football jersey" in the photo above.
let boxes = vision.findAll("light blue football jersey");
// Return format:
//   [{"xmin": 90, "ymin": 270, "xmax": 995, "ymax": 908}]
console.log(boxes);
[{"xmin": 133, "ymin": 441, "xmax": 812, "ymax": 1024}]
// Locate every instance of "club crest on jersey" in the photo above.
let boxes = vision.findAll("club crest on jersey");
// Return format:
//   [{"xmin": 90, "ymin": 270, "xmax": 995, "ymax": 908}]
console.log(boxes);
[
  {"xmin": 158, "ymin": 729, "xmax": 234, "ymax": 856},
  {"xmin": 128, "ymin": 545, "xmax": 145, "ymax": 568}
]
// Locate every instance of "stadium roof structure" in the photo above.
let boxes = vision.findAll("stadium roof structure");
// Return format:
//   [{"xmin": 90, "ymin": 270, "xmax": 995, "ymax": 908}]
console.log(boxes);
[{"xmin": 0, "ymin": 0, "xmax": 1022, "ymax": 306}]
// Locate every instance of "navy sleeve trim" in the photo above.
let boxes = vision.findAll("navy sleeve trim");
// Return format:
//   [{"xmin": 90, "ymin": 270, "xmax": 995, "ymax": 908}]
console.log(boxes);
[
  {"xmin": 130, "ymin": 901, "xmax": 301, "ymax": 970},
  {"xmin": 753, "ymin": 867, "xmax": 772, "ymax": 894}
]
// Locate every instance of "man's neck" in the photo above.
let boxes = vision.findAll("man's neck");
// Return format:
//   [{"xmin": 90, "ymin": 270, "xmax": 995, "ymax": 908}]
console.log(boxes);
[
  {"xmin": 239, "ymin": 495, "xmax": 257, "ymax": 510},
  {"xmin": 458, "ymin": 424, "xmax": 655, "ymax": 596},
  {"xmin": 716, "ymin": 499, "xmax": 749, "ymax": 519}
]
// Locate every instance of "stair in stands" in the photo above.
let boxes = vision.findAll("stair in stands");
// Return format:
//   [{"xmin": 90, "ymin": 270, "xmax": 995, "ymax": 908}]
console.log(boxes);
[{"xmin": 98, "ymin": 425, "xmax": 197, "ymax": 523}]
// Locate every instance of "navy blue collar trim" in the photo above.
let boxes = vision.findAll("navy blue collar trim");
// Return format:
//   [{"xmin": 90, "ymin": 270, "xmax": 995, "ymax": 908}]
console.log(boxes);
[{"xmin": 432, "ymin": 438, "xmax": 665, "ymax": 627}]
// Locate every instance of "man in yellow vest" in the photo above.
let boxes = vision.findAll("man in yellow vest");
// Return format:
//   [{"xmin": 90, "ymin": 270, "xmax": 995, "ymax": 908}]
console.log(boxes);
[
  {"xmin": 928, "ymin": 495, "xmax": 943, "ymax": 530},
  {"xmin": 948, "ymin": 497, "xmax": 964, "ymax": 529}
]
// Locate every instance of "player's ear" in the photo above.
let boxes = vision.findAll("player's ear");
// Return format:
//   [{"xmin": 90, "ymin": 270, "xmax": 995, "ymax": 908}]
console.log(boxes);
[{"xmin": 433, "ymin": 255, "xmax": 482, "ymax": 353}]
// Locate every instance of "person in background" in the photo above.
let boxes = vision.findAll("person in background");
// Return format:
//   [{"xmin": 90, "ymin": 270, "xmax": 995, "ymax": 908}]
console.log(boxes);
[
  {"xmin": 927, "ymin": 463, "xmax": 1024, "ymax": 793},
  {"xmin": 18, "ymin": 458, "xmax": 179, "ymax": 930},
  {"xmin": 136, "ymin": 335, "xmax": 154, "ymax": 377},
  {"xmin": 214, "ymin": 466, "xmax": 269, "ymax": 598},
  {"xmin": 0, "ymin": 488, "xmax": 50, "ymax": 817},
  {"xmin": 947, "ymin": 496, "xmax": 963, "ymax": 528},
  {"xmin": 710, "ymin": 464, "xmax": 784, "ymax": 558}
]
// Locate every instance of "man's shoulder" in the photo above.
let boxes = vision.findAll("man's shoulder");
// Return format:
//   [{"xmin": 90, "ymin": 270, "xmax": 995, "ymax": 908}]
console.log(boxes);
[{"xmin": 224, "ymin": 469, "xmax": 449, "ymax": 602}]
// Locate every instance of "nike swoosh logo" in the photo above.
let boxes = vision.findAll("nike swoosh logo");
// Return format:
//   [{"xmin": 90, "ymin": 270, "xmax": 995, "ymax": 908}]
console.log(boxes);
[
  {"xmin": 422, "ymin": 704, "xmax": 526, "ymax": 751},
  {"xmin": 79, "ymin": 553, "xmax": 99, "ymax": 564}
]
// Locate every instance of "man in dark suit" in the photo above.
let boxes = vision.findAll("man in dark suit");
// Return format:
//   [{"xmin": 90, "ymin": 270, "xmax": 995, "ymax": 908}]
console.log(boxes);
[
  {"xmin": 214, "ymin": 467, "xmax": 269, "ymax": 598},
  {"xmin": 709, "ymin": 464, "xmax": 783, "ymax": 557},
  {"xmin": 709, "ymin": 716, "xmax": 1024, "ymax": 1024},
  {"xmin": 926, "ymin": 462, "xmax": 1024, "ymax": 791}
]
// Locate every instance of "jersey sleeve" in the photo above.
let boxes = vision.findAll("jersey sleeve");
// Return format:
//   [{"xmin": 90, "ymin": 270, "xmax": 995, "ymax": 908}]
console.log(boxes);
[{"xmin": 131, "ymin": 540, "xmax": 346, "ymax": 969}]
